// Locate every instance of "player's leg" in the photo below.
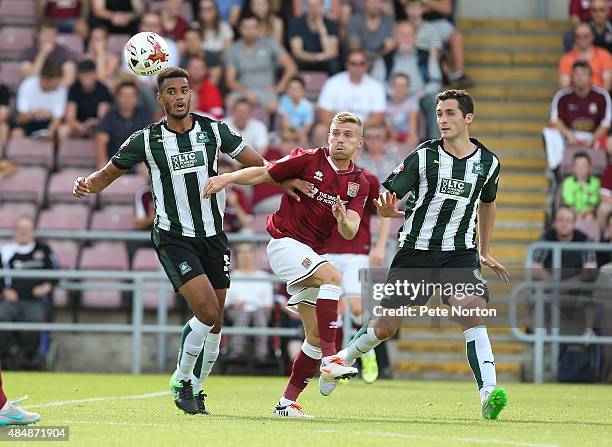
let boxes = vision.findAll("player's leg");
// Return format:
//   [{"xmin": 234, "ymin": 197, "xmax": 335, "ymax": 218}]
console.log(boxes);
[
  {"xmin": 0, "ymin": 360, "xmax": 41, "ymax": 426},
  {"xmin": 274, "ymin": 303, "xmax": 319, "ymax": 418}
]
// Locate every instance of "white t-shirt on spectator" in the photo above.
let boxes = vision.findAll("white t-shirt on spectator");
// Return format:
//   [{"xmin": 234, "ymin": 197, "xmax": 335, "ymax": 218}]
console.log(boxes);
[
  {"xmin": 16, "ymin": 76, "xmax": 67, "ymax": 118},
  {"xmin": 224, "ymin": 117, "xmax": 269, "ymax": 152},
  {"xmin": 225, "ymin": 270, "xmax": 275, "ymax": 313},
  {"xmin": 317, "ymin": 71, "xmax": 386, "ymax": 121}
]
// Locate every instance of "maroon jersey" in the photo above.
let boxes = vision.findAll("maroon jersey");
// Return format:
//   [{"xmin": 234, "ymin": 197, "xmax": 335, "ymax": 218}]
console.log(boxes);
[
  {"xmin": 551, "ymin": 86, "xmax": 612, "ymax": 132},
  {"xmin": 326, "ymin": 169, "xmax": 380, "ymax": 255},
  {"xmin": 266, "ymin": 147, "xmax": 370, "ymax": 254},
  {"xmin": 46, "ymin": 0, "xmax": 81, "ymax": 19}
]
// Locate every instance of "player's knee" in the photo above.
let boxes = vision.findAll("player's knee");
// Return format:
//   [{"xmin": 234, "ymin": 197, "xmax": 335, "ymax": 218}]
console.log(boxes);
[
  {"xmin": 192, "ymin": 299, "xmax": 219, "ymax": 326},
  {"xmin": 319, "ymin": 264, "xmax": 342, "ymax": 287}
]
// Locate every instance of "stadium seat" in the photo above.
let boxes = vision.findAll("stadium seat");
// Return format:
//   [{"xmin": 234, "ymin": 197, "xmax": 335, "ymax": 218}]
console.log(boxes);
[
  {"xmin": 47, "ymin": 168, "xmax": 95, "ymax": 205},
  {"xmin": 53, "ymin": 288, "xmax": 69, "ymax": 308},
  {"xmin": 0, "ymin": 1, "xmax": 36, "ymax": 26},
  {"xmin": 99, "ymin": 174, "xmax": 149, "ymax": 205},
  {"xmin": 131, "ymin": 248, "xmax": 160, "ymax": 271},
  {"xmin": 90, "ymin": 205, "xmax": 134, "ymax": 231},
  {"xmin": 0, "ymin": 27, "xmax": 35, "ymax": 59},
  {"xmin": 56, "ymin": 138, "xmax": 97, "ymax": 169},
  {"xmin": 0, "ymin": 202, "xmax": 36, "ymax": 229},
  {"xmin": 575, "ymin": 219, "xmax": 600, "ymax": 242},
  {"xmin": 0, "ymin": 166, "xmax": 47, "ymax": 204},
  {"xmin": 560, "ymin": 147, "xmax": 607, "ymax": 177},
  {"xmin": 80, "ymin": 282, "xmax": 123, "ymax": 309},
  {"xmin": 300, "ymin": 71, "xmax": 328, "ymax": 101},
  {"xmin": 0, "ymin": 61, "xmax": 22, "ymax": 92},
  {"xmin": 252, "ymin": 214, "xmax": 268, "ymax": 233},
  {"xmin": 38, "ymin": 204, "xmax": 90, "ymax": 231},
  {"xmin": 5, "ymin": 138, "xmax": 54, "ymax": 168},
  {"xmin": 57, "ymin": 33, "xmax": 84, "ymax": 55},
  {"xmin": 108, "ymin": 34, "xmax": 131, "ymax": 55},
  {"xmin": 46, "ymin": 239, "xmax": 80, "ymax": 269},
  {"xmin": 80, "ymin": 241, "xmax": 129, "ymax": 271},
  {"xmin": 255, "ymin": 244, "xmax": 270, "ymax": 271}
]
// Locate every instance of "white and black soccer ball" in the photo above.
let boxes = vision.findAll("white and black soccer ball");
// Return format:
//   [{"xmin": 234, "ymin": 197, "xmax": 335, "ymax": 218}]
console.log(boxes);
[{"xmin": 124, "ymin": 32, "xmax": 170, "ymax": 77}]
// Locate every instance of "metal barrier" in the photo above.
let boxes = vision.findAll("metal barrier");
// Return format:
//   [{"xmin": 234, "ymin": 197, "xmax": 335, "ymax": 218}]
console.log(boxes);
[{"xmin": 508, "ymin": 241, "xmax": 612, "ymax": 383}]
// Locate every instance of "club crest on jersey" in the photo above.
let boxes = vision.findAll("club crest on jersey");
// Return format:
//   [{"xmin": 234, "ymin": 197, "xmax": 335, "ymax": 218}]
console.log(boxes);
[
  {"xmin": 472, "ymin": 162, "xmax": 484, "ymax": 175},
  {"xmin": 314, "ymin": 170, "xmax": 323, "ymax": 181},
  {"xmin": 195, "ymin": 131, "xmax": 210, "ymax": 144},
  {"xmin": 347, "ymin": 182, "xmax": 359, "ymax": 197},
  {"xmin": 302, "ymin": 258, "xmax": 312, "ymax": 269}
]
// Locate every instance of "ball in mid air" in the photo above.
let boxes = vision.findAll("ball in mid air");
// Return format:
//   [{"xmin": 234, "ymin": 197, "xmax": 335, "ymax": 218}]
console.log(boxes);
[{"xmin": 124, "ymin": 32, "xmax": 170, "ymax": 76}]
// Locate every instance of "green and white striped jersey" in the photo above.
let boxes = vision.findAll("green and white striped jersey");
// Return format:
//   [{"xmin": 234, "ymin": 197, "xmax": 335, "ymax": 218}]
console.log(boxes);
[
  {"xmin": 383, "ymin": 138, "xmax": 500, "ymax": 251},
  {"xmin": 111, "ymin": 113, "xmax": 246, "ymax": 238}
]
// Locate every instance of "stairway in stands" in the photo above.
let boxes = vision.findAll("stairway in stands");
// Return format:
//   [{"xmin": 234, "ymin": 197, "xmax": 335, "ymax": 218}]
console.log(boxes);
[{"xmin": 393, "ymin": 19, "xmax": 565, "ymax": 382}]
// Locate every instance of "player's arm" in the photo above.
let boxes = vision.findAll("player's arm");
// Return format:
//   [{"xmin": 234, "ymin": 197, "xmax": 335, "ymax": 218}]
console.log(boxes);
[
  {"xmin": 333, "ymin": 196, "xmax": 361, "ymax": 240},
  {"xmin": 203, "ymin": 166, "xmax": 273, "ymax": 198},
  {"xmin": 73, "ymin": 161, "xmax": 126, "ymax": 197},
  {"xmin": 370, "ymin": 216, "xmax": 390, "ymax": 266}
]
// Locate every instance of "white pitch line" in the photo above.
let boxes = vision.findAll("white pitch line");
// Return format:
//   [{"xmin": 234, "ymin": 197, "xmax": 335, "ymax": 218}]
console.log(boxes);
[
  {"xmin": 27, "ymin": 391, "xmax": 169, "ymax": 409},
  {"xmin": 317, "ymin": 429, "xmax": 560, "ymax": 447}
]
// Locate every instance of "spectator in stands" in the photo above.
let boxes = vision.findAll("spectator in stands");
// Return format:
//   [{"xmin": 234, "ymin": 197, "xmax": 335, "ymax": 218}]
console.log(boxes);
[
  {"xmin": 133, "ymin": 184, "xmax": 155, "ymax": 231},
  {"xmin": 20, "ymin": 20, "xmax": 77, "ymax": 87},
  {"xmin": 90, "ymin": 0, "xmax": 144, "ymax": 35},
  {"xmin": 225, "ymin": 14, "xmax": 297, "ymax": 113},
  {"xmin": 559, "ymin": 23, "xmax": 612, "ymax": 91},
  {"xmin": 0, "ymin": 82, "xmax": 9, "ymax": 151},
  {"xmin": 348, "ymin": 0, "xmax": 395, "ymax": 61},
  {"xmin": 596, "ymin": 154, "xmax": 612, "ymax": 231},
  {"xmin": 278, "ymin": 76, "xmax": 314, "ymax": 141},
  {"xmin": 404, "ymin": 0, "xmax": 442, "ymax": 53},
  {"xmin": 293, "ymin": 0, "xmax": 342, "ymax": 20},
  {"xmin": 158, "ymin": 0, "xmax": 189, "ymax": 42},
  {"xmin": 371, "ymin": 21, "xmax": 442, "ymax": 139},
  {"xmin": 317, "ymin": 48, "xmax": 386, "ymax": 126},
  {"xmin": 59, "ymin": 60, "xmax": 112, "ymax": 139},
  {"xmin": 532, "ymin": 206, "xmax": 599, "ymax": 338},
  {"xmin": 12, "ymin": 60, "xmax": 67, "ymax": 140},
  {"xmin": 564, "ymin": 0, "xmax": 612, "ymax": 51},
  {"xmin": 215, "ymin": 0, "xmax": 245, "ymax": 26},
  {"xmin": 544, "ymin": 61, "xmax": 611, "ymax": 173},
  {"xmin": 241, "ymin": 0, "xmax": 284, "ymax": 44},
  {"xmin": 562, "ymin": 152, "xmax": 601, "ymax": 221},
  {"xmin": 179, "ymin": 24, "xmax": 222, "ymax": 86},
  {"xmin": 187, "ymin": 55, "xmax": 224, "ymax": 119},
  {"xmin": 199, "ymin": 0, "xmax": 234, "ymax": 58},
  {"xmin": 225, "ymin": 242, "xmax": 274, "ymax": 362},
  {"xmin": 0, "ymin": 159, "xmax": 17, "ymax": 182},
  {"xmin": 588, "ymin": 0, "xmax": 612, "ymax": 52},
  {"xmin": 38, "ymin": 0, "xmax": 89, "ymax": 37},
  {"xmin": 84, "ymin": 25, "xmax": 121, "ymax": 88},
  {"xmin": 0, "ymin": 216, "xmax": 58, "ymax": 370},
  {"xmin": 385, "ymin": 72, "xmax": 420, "ymax": 146},
  {"xmin": 357, "ymin": 123, "xmax": 404, "ymax": 182},
  {"xmin": 218, "ymin": 160, "xmax": 254, "ymax": 233},
  {"xmin": 596, "ymin": 211, "xmax": 612, "ymax": 266},
  {"xmin": 96, "ymin": 80, "xmax": 152, "ymax": 169},
  {"xmin": 224, "ymin": 98, "xmax": 270, "ymax": 154},
  {"xmin": 288, "ymin": 0, "xmax": 341, "ymax": 74}
]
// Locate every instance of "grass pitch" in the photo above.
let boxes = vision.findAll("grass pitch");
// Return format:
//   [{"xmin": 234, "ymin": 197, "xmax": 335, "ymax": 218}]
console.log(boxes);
[{"xmin": 2, "ymin": 372, "xmax": 612, "ymax": 447}]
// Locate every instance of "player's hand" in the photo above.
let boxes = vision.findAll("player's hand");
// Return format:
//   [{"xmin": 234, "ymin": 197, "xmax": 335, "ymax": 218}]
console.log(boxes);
[
  {"xmin": 73, "ymin": 176, "xmax": 90, "ymax": 198},
  {"xmin": 369, "ymin": 244, "xmax": 386, "ymax": 267},
  {"xmin": 375, "ymin": 191, "xmax": 405, "ymax": 219},
  {"xmin": 480, "ymin": 253, "xmax": 510, "ymax": 282},
  {"xmin": 203, "ymin": 174, "xmax": 230, "ymax": 199},
  {"xmin": 332, "ymin": 195, "xmax": 347, "ymax": 222},
  {"xmin": 280, "ymin": 178, "xmax": 313, "ymax": 202}
]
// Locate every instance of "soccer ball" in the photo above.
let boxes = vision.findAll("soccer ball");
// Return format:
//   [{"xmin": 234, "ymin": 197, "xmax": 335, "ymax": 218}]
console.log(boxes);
[{"xmin": 124, "ymin": 32, "xmax": 170, "ymax": 76}]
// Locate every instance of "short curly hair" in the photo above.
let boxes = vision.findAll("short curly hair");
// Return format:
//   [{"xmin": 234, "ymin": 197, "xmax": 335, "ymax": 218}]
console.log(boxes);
[{"xmin": 156, "ymin": 67, "xmax": 190, "ymax": 92}]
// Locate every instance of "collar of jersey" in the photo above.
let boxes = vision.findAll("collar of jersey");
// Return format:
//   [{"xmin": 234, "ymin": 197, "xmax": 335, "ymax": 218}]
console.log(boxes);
[{"xmin": 162, "ymin": 113, "xmax": 196, "ymax": 135}]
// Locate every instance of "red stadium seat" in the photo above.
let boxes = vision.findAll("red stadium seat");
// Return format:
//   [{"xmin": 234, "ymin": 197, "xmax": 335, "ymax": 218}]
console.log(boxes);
[
  {"xmin": 575, "ymin": 219, "xmax": 601, "ymax": 242},
  {"xmin": 255, "ymin": 244, "xmax": 270, "ymax": 271},
  {"xmin": 80, "ymin": 241, "xmax": 129, "ymax": 271},
  {"xmin": 132, "ymin": 248, "xmax": 160, "ymax": 271},
  {"xmin": 301, "ymin": 71, "xmax": 328, "ymax": 101},
  {"xmin": 0, "ymin": 27, "xmax": 35, "ymax": 59},
  {"xmin": 0, "ymin": 166, "xmax": 47, "ymax": 204},
  {"xmin": 80, "ymin": 282, "xmax": 123, "ymax": 309},
  {"xmin": 0, "ymin": 202, "xmax": 36, "ymax": 229},
  {"xmin": 47, "ymin": 168, "xmax": 95, "ymax": 205},
  {"xmin": 90, "ymin": 205, "xmax": 134, "ymax": 231},
  {"xmin": 0, "ymin": 61, "xmax": 22, "ymax": 92},
  {"xmin": 252, "ymin": 214, "xmax": 268, "ymax": 233},
  {"xmin": 57, "ymin": 138, "xmax": 97, "ymax": 169},
  {"xmin": 131, "ymin": 248, "xmax": 175, "ymax": 310},
  {"xmin": 0, "ymin": 1, "xmax": 36, "ymax": 26},
  {"xmin": 46, "ymin": 239, "xmax": 80, "ymax": 269},
  {"xmin": 38, "ymin": 204, "xmax": 90, "ymax": 231},
  {"xmin": 108, "ymin": 34, "xmax": 131, "ymax": 55},
  {"xmin": 5, "ymin": 138, "xmax": 54, "ymax": 167},
  {"xmin": 99, "ymin": 174, "xmax": 149, "ymax": 205},
  {"xmin": 53, "ymin": 288, "xmax": 69, "ymax": 308},
  {"xmin": 57, "ymin": 33, "xmax": 84, "ymax": 55}
]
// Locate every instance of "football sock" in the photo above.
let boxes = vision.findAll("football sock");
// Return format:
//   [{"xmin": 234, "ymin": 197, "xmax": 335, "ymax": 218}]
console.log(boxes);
[
  {"xmin": 316, "ymin": 284, "xmax": 342, "ymax": 359},
  {"xmin": 192, "ymin": 331, "xmax": 221, "ymax": 391},
  {"xmin": 283, "ymin": 341, "xmax": 321, "ymax": 401},
  {"xmin": 339, "ymin": 325, "xmax": 383, "ymax": 365},
  {"xmin": 464, "ymin": 325, "xmax": 497, "ymax": 403},
  {"xmin": 0, "ymin": 361, "xmax": 6, "ymax": 408},
  {"xmin": 175, "ymin": 317, "xmax": 212, "ymax": 381}
]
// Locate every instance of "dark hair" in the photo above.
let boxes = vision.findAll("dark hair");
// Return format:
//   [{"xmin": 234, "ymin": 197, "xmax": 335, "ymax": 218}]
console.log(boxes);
[
  {"xmin": 234, "ymin": 97, "xmax": 253, "ymax": 109},
  {"xmin": 287, "ymin": 76, "xmax": 305, "ymax": 88},
  {"xmin": 573, "ymin": 151, "xmax": 592, "ymax": 164},
  {"xmin": 436, "ymin": 89, "xmax": 474, "ymax": 117},
  {"xmin": 391, "ymin": 72, "xmax": 411, "ymax": 85},
  {"xmin": 345, "ymin": 48, "xmax": 367, "ymax": 63},
  {"xmin": 78, "ymin": 59, "xmax": 96, "ymax": 73},
  {"xmin": 40, "ymin": 60, "xmax": 62, "ymax": 79},
  {"xmin": 186, "ymin": 54, "xmax": 207, "ymax": 67},
  {"xmin": 556, "ymin": 205, "xmax": 577, "ymax": 221},
  {"xmin": 156, "ymin": 67, "xmax": 190, "ymax": 91},
  {"xmin": 115, "ymin": 79, "xmax": 138, "ymax": 96},
  {"xmin": 572, "ymin": 60, "xmax": 592, "ymax": 74},
  {"xmin": 239, "ymin": 12, "xmax": 261, "ymax": 25},
  {"xmin": 198, "ymin": 0, "xmax": 220, "ymax": 33}
]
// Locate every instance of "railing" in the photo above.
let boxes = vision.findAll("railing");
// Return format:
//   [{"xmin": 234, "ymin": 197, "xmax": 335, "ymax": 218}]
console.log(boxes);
[{"xmin": 507, "ymin": 241, "xmax": 612, "ymax": 383}]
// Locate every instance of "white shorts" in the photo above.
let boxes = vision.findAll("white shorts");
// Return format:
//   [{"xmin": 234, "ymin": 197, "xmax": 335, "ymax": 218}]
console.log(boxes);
[{"xmin": 325, "ymin": 253, "xmax": 369, "ymax": 296}]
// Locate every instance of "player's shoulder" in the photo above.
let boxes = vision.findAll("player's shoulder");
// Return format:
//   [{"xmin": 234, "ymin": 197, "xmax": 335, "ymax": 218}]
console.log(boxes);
[
  {"xmin": 290, "ymin": 146, "xmax": 320, "ymax": 157},
  {"xmin": 409, "ymin": 138, "xmax": 443, "ymax": 159},
  {"xmin": 591, "ymin": 85, "xmax": 611, "ymax": 99},
  {"xmin": 472, "ymin": 138, "xmax": 501, "ymax": 167}
]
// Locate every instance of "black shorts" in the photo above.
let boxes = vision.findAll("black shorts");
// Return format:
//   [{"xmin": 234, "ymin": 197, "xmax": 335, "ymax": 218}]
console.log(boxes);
[
  {"xmin": 382, "ymin": 247, "xmax": 489, "ymax": 307},
  {"xmin": 151, "ymin": 227, "xmax": 231, "ymax": 292}
]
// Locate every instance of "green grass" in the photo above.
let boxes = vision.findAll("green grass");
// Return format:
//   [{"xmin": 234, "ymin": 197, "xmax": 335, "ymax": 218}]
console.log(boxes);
[{"xmin": 2, "ymin": 372, "xmax": 612, "ymax": 447}]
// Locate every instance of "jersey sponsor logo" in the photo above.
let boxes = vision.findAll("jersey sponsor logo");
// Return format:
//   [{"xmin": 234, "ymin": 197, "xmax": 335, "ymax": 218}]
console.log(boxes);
[
  {"xmin": 392, "ymin": 163, "xmax": 404, "ymax": 174},
  {"xmin": 347, "ymin": 181, "xmax": 359, "ymax": 197},
  {"xmin": 314, "ymin": 170, "xmax": 323, "ymax": 181},
  {"xmin": 438, "ymin": 178, "xmax": 473, "ymax": 199},
  {"xmin": 179, "ymin": 261, "xmax": 192, "ymax": 275},
  {"xmin": 170, "ymin": 151, "xmax": 207, "ymax": 175},
  {"xmin": 302, "ymin": 258, "xmax": 312, "ymax": 269},
  {"xmin": 196, "ymin": 131, "xmax": 210, "ymax": 144},
  {"xmin": 471, "ymin": 162, "xmax": 484, "ymax": 175},
  {"xmin": 120, "ymin": 136, "xmax": 133, "ymax": 149}
]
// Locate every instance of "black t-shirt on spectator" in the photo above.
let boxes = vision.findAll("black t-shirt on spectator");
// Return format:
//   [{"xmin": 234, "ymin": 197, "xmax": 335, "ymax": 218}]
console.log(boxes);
[
  {"xmin": 98, "ymin": 107, "xmax": 152, "ymax": 160},
  {"xmin": 0, "ymin": 84, "xmax": 9, "ymax": 107},
  {"xmin": 68, "ymin": 80, "xmax": 112, "ymax": 122},
  {"xmin": 288, "ymin": 16, "xmax": 339, "ymax": 53},
  {"xmin": 532, "ymin": 229, "xmax": 597, "ymax": 278}
]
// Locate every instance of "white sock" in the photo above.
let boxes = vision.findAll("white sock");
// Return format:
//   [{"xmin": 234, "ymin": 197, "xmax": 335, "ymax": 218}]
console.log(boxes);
[
  {"xmin": 0, "ymin": 401, "xmax": 8, "ymax": 411},
  {"xmin": 464, "ymin": 325, "xmax": 496, "ymax": 403},
  {"xmin": 279, "ymin": 396, "xmax": 295, "ymax": 406},
  {"xmin": 192, "ymin": 331, "xmax": 222, "ymax": 391},
  {"xmin": 175, "ymin": 317, "xmax": 212, "ymax": 381},
  {"xmin": 339, "ymin": 326, "xmax": 382, "ymax": 365}
]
